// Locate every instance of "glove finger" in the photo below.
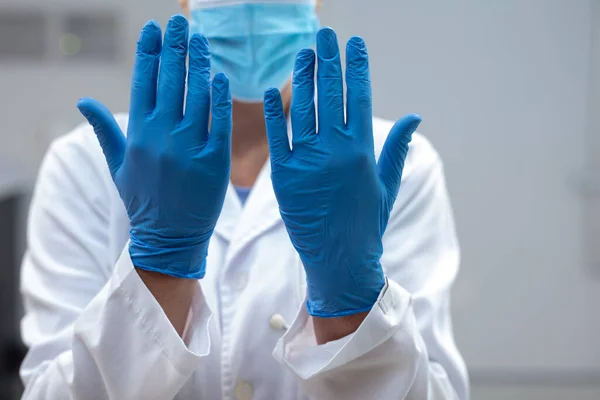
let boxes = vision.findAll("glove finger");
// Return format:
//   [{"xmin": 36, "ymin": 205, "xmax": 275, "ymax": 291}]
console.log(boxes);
[
  {"xmin": 184, "ymin": 33, "xmax": 211, "ymax": 144},
  {"xmin": 377, "ymin": 114, "xmax": 422, "ymax": 199},
  {"xmin": 156, "ymin": 15, "xmax": 189, "ymax": 121},
  {"xmin": 316, "ymin": 27, "xmax": 345, "ymax": 136},
  {"xmin": 291, "ymin": 49, "xmax": 317, "ymax": 147},
  {"xmin": 129, "ymin": 20, "xmax": 162, "ymax": 126},
  {"xmin": 208, "ymin": 73, "xmax": 232, "ymax": 153},
  {"xmin": 77, "ymin": 97, "xmax": 126, "ymax": 179},
  {"xmin": 264, "ymin": 88, "xmax": 291, "ymax": 165},
  {"xmin": 345, "ymin": 36, "xmax": 373, "ymax": 148}
]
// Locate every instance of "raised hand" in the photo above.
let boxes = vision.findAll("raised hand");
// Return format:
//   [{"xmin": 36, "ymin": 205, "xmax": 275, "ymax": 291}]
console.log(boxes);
[
  {"xmin": 77, "ymin": 15, "xmax": 232, "ymax": 279},
  {"xmin": 264, "ymin": 27, "xmax": 421, "ymax": 317}
]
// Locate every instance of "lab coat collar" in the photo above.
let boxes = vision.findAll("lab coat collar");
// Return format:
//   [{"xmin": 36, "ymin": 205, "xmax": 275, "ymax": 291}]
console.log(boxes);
[
  {"xmin": 213, "ymin": 159, "xmax": 282, "ymax": 256},
  {"xmin": 213, "ymin": 119, "xmax": 294, "ymax": 263},
  {"xmin": 212, "ymin": 184, "xmax": 242, "ymax": 241}
]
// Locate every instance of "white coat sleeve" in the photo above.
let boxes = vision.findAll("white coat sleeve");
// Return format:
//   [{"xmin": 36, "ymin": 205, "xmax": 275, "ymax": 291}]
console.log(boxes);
[
  {"xmin": 273, "ymin": 136, "xmax": 470, "ymax": 399},
  {"xmin": 19, "ymin": 126, "xmax": 212, "ymax": 400}
]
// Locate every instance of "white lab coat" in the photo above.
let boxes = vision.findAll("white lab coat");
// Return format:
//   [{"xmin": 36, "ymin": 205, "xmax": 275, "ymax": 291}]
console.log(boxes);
[{"xmin": 19, "ymin": 114, "xmax": 469, "ymax": 400}]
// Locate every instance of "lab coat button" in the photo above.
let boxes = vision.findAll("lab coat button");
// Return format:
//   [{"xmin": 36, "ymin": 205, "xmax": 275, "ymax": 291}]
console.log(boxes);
[
  {"xmin": 269, "ymin": 313, "xmax": 287, "ymax": 330},
  {"xmin": 234, "ymin": 381, "xmax": 253, "ymax": 400}
]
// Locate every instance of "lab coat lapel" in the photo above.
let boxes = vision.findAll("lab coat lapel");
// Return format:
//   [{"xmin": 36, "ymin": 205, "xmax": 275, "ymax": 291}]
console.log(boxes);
[
  {"xmin": 213, "ymin": 185, "xmax": 242, "ymax": 242},
  {"xmin": 225, "ymin": 160, "xmax": 282, "ymax": 265}
]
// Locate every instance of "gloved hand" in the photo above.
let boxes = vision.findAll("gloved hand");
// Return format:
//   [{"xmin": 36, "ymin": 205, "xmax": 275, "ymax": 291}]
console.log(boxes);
[
  {"xmin": 77, "ymin": 15, "xmax": 232, "ymax": 279},
  {"xmin": 264, "ymin": 27, "xmax": 422, "ymax": 317}
]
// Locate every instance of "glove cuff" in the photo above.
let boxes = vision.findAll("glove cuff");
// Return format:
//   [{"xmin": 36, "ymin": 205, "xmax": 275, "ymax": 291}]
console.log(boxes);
[
  {"xmin": 305, "ymin": 268, "xmax": 385, "ymax": 318},
  {"xmin": 306, "ymin": 302, "xmax": 376, "ymax": 318},
  {"xmin": 128, "ymin": 233, "xmax": 209, "ymax": 279}
]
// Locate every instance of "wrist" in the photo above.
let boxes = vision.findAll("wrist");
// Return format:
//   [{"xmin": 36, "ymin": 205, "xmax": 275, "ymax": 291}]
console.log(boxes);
[
  {"xmin": 312, "ymin": 311, "xmax": 368, "ymax": 345},
  {"xmin": 136, "ymin": 268, "xmax": 197, "ymax": 336}
]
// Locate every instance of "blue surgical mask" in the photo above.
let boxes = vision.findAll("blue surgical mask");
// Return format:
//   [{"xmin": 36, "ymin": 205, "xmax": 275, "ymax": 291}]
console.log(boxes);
[{"xmin": 190, "ymin": 1, "xmax": 319, "ymax": 102}]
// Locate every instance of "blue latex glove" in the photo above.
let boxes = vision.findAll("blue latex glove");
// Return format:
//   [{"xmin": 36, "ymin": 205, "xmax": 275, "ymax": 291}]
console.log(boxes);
[
  {"xmin": 264, "ymin": 27, "xmax": 422, "ymax": 317},
  {"xmin": 76, "ymin": 16, "xmax": 232, "ymax": 279}
]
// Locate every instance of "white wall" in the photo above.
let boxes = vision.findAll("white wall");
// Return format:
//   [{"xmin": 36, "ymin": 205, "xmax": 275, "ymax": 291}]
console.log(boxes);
[
  {"xmin": 0, "ymin": 0, "xmax": 180, "ymax": 178},
  {"xmin": 583, "ymin": 0, "xmax": 600, "ymax": 277},
  {"xmin": 320, "ymin": 0, "xmax": 600, "ymax": 376},
  {"xmin": 1, "ymin": 0, "xmax": 599, "ymax": 397}
]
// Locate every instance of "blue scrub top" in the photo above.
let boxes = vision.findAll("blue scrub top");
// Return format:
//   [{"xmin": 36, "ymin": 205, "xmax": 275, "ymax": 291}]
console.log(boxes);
[{"xmin": 234, "ymin": 185, "xmax": 252, "ymax": 206}]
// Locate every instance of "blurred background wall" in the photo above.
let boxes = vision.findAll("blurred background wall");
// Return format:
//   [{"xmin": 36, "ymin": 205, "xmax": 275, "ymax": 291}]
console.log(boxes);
[{"xmin": 1, "ymin": 0, "xmax": 599, "ymax": 398}]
